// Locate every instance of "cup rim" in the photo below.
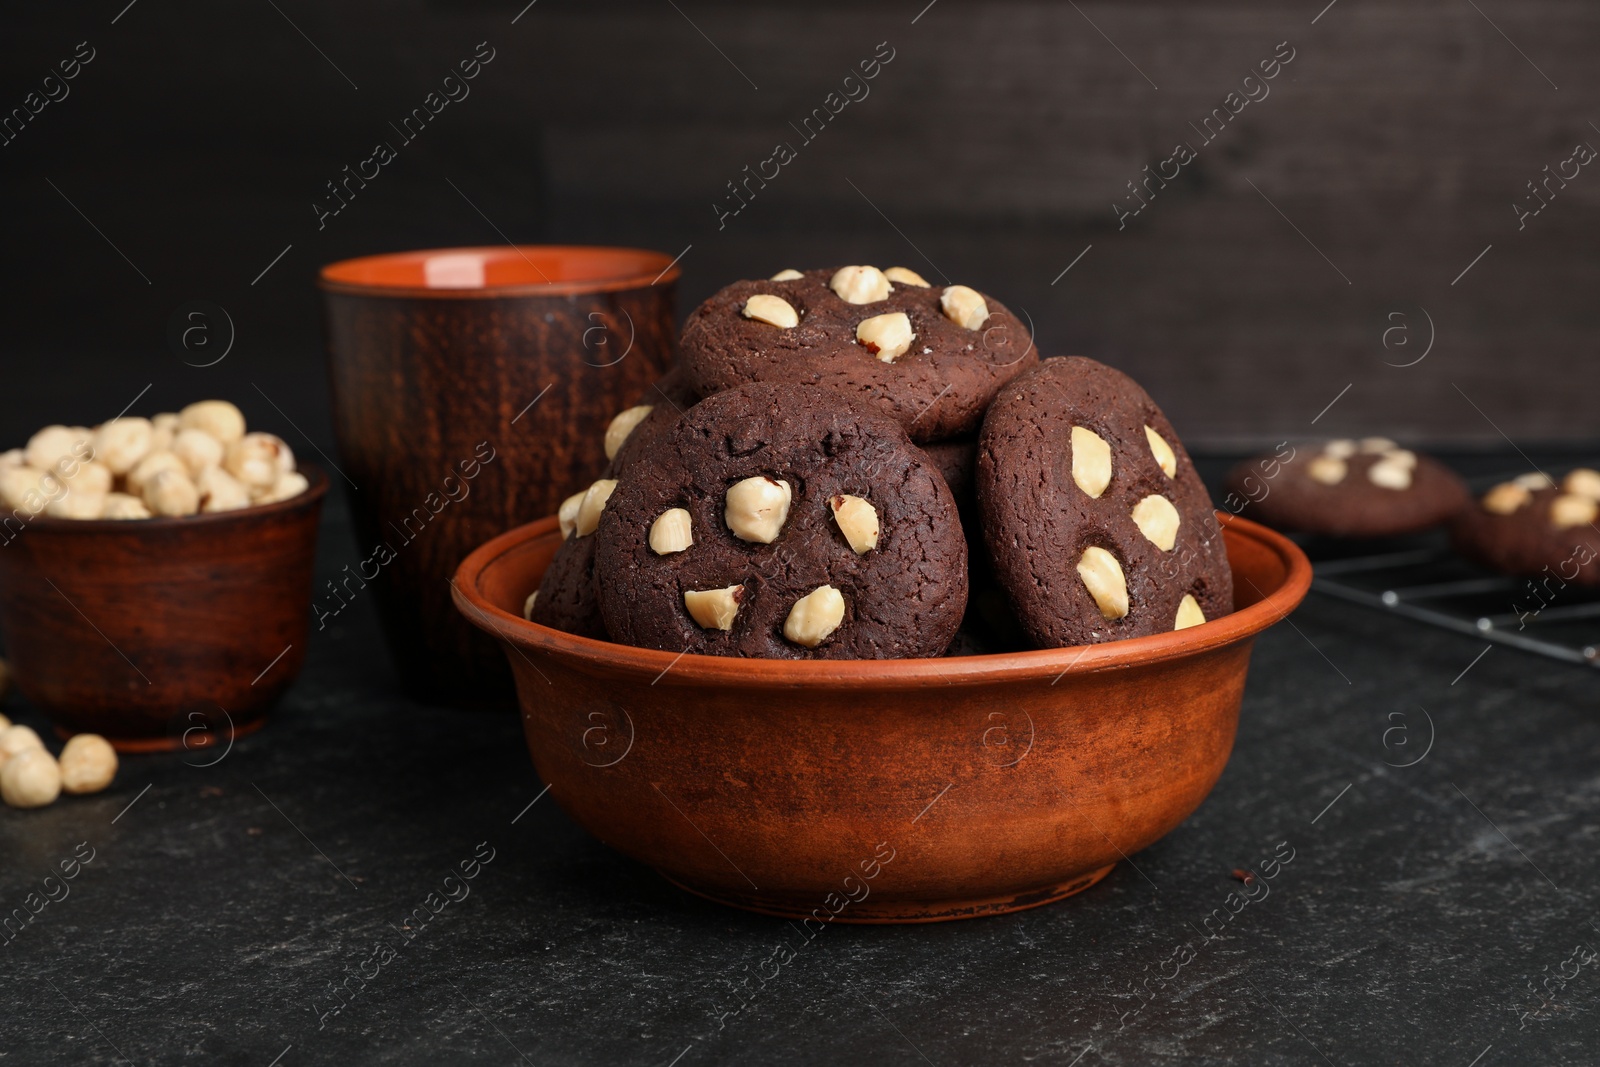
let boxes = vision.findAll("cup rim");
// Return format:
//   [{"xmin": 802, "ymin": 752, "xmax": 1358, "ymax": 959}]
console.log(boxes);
[
  {"xmin": 14, "ymin": 465, "xmax": 329, "ymax": 533},
  {"xmin": 318, "ymin": 245, "xmax": 682, "ymax": 299},
  {"xmin": 452, "ymin": 510, "xmax": 1314, "ymax": 691}
]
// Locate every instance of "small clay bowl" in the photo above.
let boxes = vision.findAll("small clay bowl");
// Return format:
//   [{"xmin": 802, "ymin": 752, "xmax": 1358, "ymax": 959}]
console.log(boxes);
[
  {"xmin": 0, "ymin": 468, "xmax": 328, "ymax": 751},
  {"xmin": 453, "ymin": 512, "xmax": 1311, "ymax": 923}
]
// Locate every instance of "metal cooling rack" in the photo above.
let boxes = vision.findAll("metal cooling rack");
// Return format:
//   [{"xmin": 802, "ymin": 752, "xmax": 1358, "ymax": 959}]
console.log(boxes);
[{"xmin": 1299, "ymin": 468, "xmax": 1600, "ymax": 669}]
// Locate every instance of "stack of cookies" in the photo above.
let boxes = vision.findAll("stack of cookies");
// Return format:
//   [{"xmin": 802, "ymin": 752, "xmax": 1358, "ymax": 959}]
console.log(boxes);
[{"xmin": 528, "ymin": 264, "xmax": 1232, "ymax": 658}]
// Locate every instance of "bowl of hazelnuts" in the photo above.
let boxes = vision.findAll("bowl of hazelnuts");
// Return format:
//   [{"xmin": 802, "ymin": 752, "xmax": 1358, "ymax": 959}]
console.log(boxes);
[{"xmin": 0, "ymin": 399, "xmax": 327, "ymax": 750}]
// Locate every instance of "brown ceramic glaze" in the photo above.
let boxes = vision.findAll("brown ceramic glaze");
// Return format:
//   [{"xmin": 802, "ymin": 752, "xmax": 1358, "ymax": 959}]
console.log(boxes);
[
  {"xmin": 453, "ymin": 511, "xmax": 1313, "ymax": 923},
  {"xmin": 321, "ymin": 246, "xmax": 679, "ymax": 707},
  {"xmin": 0, "ymin": 469, "xmax": 328, "ymax": 752}
]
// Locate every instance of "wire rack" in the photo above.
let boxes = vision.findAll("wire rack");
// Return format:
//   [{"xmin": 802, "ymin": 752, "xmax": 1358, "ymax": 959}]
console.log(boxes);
[{"xmin": 1301, "ymin": 486, "xmax": 1600, "ymax": 670}]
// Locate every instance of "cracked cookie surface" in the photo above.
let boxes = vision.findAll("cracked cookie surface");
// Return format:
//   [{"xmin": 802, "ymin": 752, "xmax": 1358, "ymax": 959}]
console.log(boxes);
[
  {"xmin": 593, "ymin": 382, "xmax": 968, "ymax": 658},
  {"xmin": 679, "ymin": 267, "xmax": 1036, "ymax": 443},
  {"xmin": 977, "ymin": 357, "xmax": 1232, "ymax": 648}
]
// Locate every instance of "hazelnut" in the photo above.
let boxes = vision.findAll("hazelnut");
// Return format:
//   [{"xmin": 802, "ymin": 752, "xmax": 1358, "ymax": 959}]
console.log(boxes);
[
  {"xmin": 770, "ymin": 269, "xmax": 804, "ymax": 281},
  {"xmin": 1130, "ymin": 494, "xmax": 1181, "ymax": 551},
  {"xmin": 724, "ymin": 476, "xmax": 792, "ymax": 543},
  {"xmin": 178, "ymin": 399, "xmax": 246, "ymax": 444},
  {"xmin": 684, "ymin": 584, "xmax": 744, "ymax": 631},
  {"xmin": 128, "ymin": 450, "xmax": 187, "ymax": 494},
  {"xmin": 648, "ymin": 507, "xmax": 694, "ymax": 555},
  {"xmin": 1562, "ymin": 468, "xmax": 1600, "ymax": 500},
  {"xmin": 197, "ymin": 466, "xmax": 252, "ymax": 512},
  {"xmin": 0, "ymin": 724, "xmax": 44, "ymax": 765},
  {"xmin": 1550, "ymin": 493, "xmax": 1598, "ymax": 529},
  {"xmin": 884, "ymin": 266, "xmax": 930, "ymax": 287},
  {"xmin": 742, "ymin": 294, "xmax": 800, "ymax": 329},
  {"xmin": 783, "ymin": 585, "xmax": 846, "ymax": 648},
  {"xmin": 575, "ymin": 478, "xmax": 618, "ymax": 537},
  {"xmin": 150, "ymin": 412, "xmax": 180, "ymax": 452},
  {"xmin": 1070, "ymin": 426, "xmax": 1112, "ymax": 498},
  {"xmin": 1481, "ymin": 482, "xmax": 1530, "ymax": 515},
  {"xmin": 45, "ymin": 489, "xmax": 106, "ymax": 520},
  {"xmin": 1359, "ymin": 436, "xmax": 1398, "ymax": 454},
  {"xmin": 855, "ymin": 312, "xmax": 915, "ymax": 363},
  {"xmin": 1077, "ymin": 546, "xmax": 1129, "ymax": 620},
  {"xmin": 101, "ymin": 492, "xmax": 152, "ymax": 520},
  {"xmin": 1, "ymin": 467, "xmax": 52, "ymax": 515},
  {"xmin": 523, "ymin": 591, "xmax": 538, "ymax": 619},
  {"xmin": 1367, "ymin": 459, "xmax": 1413, "ymax": 491},
  {"xmin": 65, "ymin": 462, "xmax": 112, "ymax": 494},
  {"xmin": 558, "ymin": 490, "xmax": 586, "ymax": 540},
  {"xmin": 1323, "ymin": 439, "xmax": 1357, "ymax": 460},
  {"xmin": 1, "ymin": 748, "xmax": 61, "ymax": 808},
  {"xmin": 59, "ymin": 734, "xmax": 117, "ymax": 795},
  {"xmin": 94, "ymin": 417, "xmax": 153, "ymax": 475},
  {"xmin": 829, "ymin": 265, "xmax": 891, "ymax": 304},
  {"xmin": 25, "ymin": 425, "xmax": 93, "ymax": 471},
  {"xmin": 1514, "ymin": 472, "xmax": 1556, "ymax": 491},
  {"xmin": 255, "ymin": 470, "xmax": 309, "ymax": 505},
  {"xmin": 1307, "ymin": 456, "xmax": 1348, "ymax": 485},
  {"xmin": 1383, "ymin": 449, "xmax": 1418, "ymax": 469},
  {"xmin": 939, "ymin": 285, "xmax": 989, "ymax": 330},
  {"xmin": 829, "ymin": 494, "xmax": 880, "ymax": 554},
  {"xmin": 1174, "ymin": 594, "xmax": 1206, "ymax": 630},
  {"xmin": 143, "ymin": 468, "xmax": 200, "ymax": 517},
  {"xmin": 225, "ymin": 433, "xmax": 294, "ymax": 489},
  {"xmin": 172, "ymin": 428, "xmax": 225, "ymax": 474},
  {"xmin": 604, "ymin": 405, "xmax": 654, "ymax": 460},
  {"xmin": 1144, "ymin": 425, "xmax": 1176, "ymax": 478}
]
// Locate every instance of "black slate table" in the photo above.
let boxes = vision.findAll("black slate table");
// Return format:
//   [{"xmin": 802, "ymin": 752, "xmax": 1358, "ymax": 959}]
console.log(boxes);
[{"xmin": 3, "ymin": 455, "xmax": 1598, "ymax": 1066}]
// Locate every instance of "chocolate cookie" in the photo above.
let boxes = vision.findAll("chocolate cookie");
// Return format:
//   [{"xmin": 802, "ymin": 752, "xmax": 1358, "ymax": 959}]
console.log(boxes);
[
  {"xmin": 528, "ymin": 369, "xmax": 698, "ymax": 637},
  {"xmin": 976, "ymin": 357, "xmax": 1232, "ymax": 648},
  {"xmin": 678, "ymin": 266, "xmax": 1037, "ymax": 443},
  {"xmin": 592, "ymin": 383, "xmax": 968, "ymax": 658},
  {"xmin": 1224, "ymin": 438, "xmax": 1468, "ymax": 538},
  {"xmin": 923, "ymin": 437, "xmax": 977, "ymax": 506},
  {"xmin": 1452, "ymin": 469, "xmax": 1600, "ymax": 586}
]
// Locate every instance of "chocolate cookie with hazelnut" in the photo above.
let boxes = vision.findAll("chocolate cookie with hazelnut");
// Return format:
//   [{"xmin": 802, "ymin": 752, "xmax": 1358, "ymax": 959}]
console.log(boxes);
[
  {"xmin": 1224, "ymin": 438, "xmax": 1468, "ymax": 538},
  {"xmin": 677, "ymin": 265, "xmax": 1037, "ymax": 443},
  {"xmin": 526, "ymin": 369, "xmax": 699, "ymax": 639},
  {"xmin": 591, "ymin": 382, "xmax": 967, "ymax": 658},
  {"xmin": 977, "ymin": 357, "xmax": 1232, "ymax": 649},
  {"xmin": 1452, "ymin": 468, "xmax": 1600, "ymax": 586}
]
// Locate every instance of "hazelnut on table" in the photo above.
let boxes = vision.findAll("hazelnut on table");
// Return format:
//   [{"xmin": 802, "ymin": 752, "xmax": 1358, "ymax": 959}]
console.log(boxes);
[
  {"xmin": 0, "ymin": 723, "xmax": 46, "ymax": 766},
  {"xmin": 59, "ymin": 734, "xmax": 117, "ymax": 795},
  {"xmin": 1, "ymin": 748, "xmax": 61, "ymax": 808}
]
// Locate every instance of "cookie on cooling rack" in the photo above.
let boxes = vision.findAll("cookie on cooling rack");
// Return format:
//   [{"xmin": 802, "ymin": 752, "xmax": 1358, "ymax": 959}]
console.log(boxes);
[
  {"xmin": 976, "ymin": 357, "xmax": 1233, "ymax": 649},
  {"xmin": 678, "ymin": 265, "xmax": 1037, "ymax": 443},
  {"xmin": 591, "ymin": 382, "xmax": 968, "ymax": 658},
  {"xmin": 1451, "ymin": 469, "xmax": 1600, "ymax": 587},
  {"xmin": 1224, "ymin": 438, "xmax": 1468, "ymax": 538}
]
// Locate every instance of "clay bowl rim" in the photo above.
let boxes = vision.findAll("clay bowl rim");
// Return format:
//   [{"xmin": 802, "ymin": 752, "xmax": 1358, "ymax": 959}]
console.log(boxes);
[
  {"xmin": 318, "ymin": 245, "xmax": 683, "ymax": 300},
  {"xmin": 452, "ymin": 511, "xmax": 1313, "ymax": 691},
  {"xmin": 17, "ymin": 465, "xmax": 330, "ymax": 534}
]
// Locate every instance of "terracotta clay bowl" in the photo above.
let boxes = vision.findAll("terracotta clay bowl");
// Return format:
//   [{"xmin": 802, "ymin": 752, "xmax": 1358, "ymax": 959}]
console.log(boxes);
[
  {"xmin": 453, "ymin": 512, "xmax": 1311, "ymax": 923},
  {"xmin": 0, "ymin": 468, "xmax": 328, "ymax": 752}
]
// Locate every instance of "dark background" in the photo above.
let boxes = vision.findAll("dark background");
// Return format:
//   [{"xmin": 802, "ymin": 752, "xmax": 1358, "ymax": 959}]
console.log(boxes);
[
  {"xmin": 3, "ymin": 0, "xmax": 1598, "ymax": 458},
  {"xmin": 4, "ymin": 4, "xmax": 1600, "ymax": 1065}
]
